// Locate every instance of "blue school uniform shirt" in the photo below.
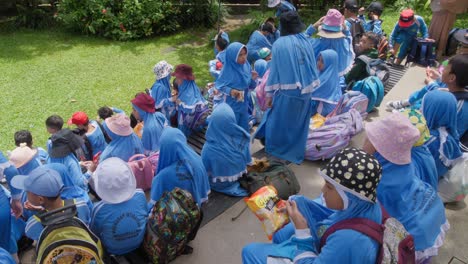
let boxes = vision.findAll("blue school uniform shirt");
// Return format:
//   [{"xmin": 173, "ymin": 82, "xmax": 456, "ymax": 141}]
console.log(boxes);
[
  {"xmin": 201, "ymin": 103, "xmax": 251, "ymax": 196},
  {"xmin": 132, "ymin": 104, "xmax": 167, "ymax": 153},
  {"xmin": 90, "ymin": 190, "xmax": 147, "ymax": 255},
  {"xmin": 358, "ymin": 16, "xmax": 383, "ymax": 36},
  {"xmin": 411, "ymin": 146, "xmax": 438, "ymax": 190},
  {"xmin": 86, "ymin": 120, "xmax": 108, "ymax": 156},
  {"xmin": 25, "ymin": 198, "xmax": 91, "ymax": 241},
  {"xmin": 422, "ymin": 90, "xmax": 463, "ymax": 177},
  {"xmin": 48, "ymin": 153, "xmax": 88, "ymax": 191},
  {"xmin": 0, "ymin": 247, "xmax": 15, "ymax": 264},
  {"xmin": 375, "ymin": 152, "xmax": 447, "ymax": 252},
  {"xmin": 246, "ymin": 30, "xmax": 273, "ymax": 63},
  {"xmin": 150, "ymin": 127, "xmax": 210, "ymax": 207},
  {"xmin": 99, "ymin": 122, "xmax": 144, "ymax": 162},
  {"xmin": 389, "ymin": 16, "xmax": 428, "ymax": 48},
  {"xmin": 242, "ymin": 194, "xmax": 381, "ymax": 263},
  {"xmin": 408, "ymin": 81, "xmax": 443, "ymax": 109},
  {"xmin": 311, "ymin": 49, "xmax": 342, "ymax": 116}
]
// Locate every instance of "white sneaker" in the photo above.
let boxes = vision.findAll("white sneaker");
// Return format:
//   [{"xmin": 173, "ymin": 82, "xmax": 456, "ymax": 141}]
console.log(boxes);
[{"xmin": 386, "ymin": 100, "xmax": 409, "ymax": 111}]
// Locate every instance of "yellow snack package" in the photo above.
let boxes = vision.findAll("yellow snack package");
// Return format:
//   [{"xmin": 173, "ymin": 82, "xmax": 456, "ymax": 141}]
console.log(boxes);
[{"xmin": 244, "ymin": 185, "xmax": 290, "ymax": 240}]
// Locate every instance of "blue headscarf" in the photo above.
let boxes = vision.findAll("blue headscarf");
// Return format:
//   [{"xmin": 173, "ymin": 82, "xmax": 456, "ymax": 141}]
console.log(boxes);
[
  {"xmin": 422, "ymin": 90, "xmax": 462, "ymax": 172},
  {"xmin": 177, "ymin": 80, "xmax": 207, "ymax": 113},
  {"xmin": 411, "ymin": 146, "xmax": 438, "ymax": 190},
  {"xmin": 150, "ymin": 75, "xmax": 172, "ymax": 109},
  {"xmin": 48, "ymin": 154, "xmax": 87, "ymax": 191},
  {"xmin": 44, "ymin": 163, "xmax": 87, "ymax": 200},
  {"xmin": 266, "ymin": 33, "xmax": 320, "ymax": 94},
  {"xmin": 150, "ymin": 127, "xmax": 210, "ymax": 206},
  {"xmin": 312, "ymin": 37, "xmax": 354, "ymax": 76},
  {"xmin": 311, "ymin": 49, "xmax": 342, "ymax": 105},
  {"xmin": 246, "ymin": 31, "xmax": 273, "ymax": 62},
  {"xmin": 216, "ymin": 42, "xmax": 252, "ymax": 91},
  {"xmin": 202, "ymin": 103, "xmax": 251, "ymax": 181},
  {"xmin": 132, "ymin": 104, "xmax": 167, "ymax": 152},
  {"xmin": 375, "ymin": 152, "xmax": 447, "ymax": 251},
  {"xmin": 254, "ymin": 59, "xmax": 268, "ymax": 79},
  {"xmin": 86, "ymin": 121, "xmax": 107, "ymax": 156},
  {"xmin": 99, "ymin": 122, "xmax": 144, "ymax": 162}
]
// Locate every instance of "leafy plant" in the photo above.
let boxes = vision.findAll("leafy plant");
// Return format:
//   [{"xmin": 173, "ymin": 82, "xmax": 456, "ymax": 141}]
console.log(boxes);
[{"xmin": 15, "ymin": 0, "xmax": 56, "ymax": 28}]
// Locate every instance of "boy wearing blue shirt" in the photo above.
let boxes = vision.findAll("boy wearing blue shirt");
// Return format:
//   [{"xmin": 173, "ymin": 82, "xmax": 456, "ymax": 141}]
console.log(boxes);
[
  {"xmin": 10, "ymin": 166, "xmax": 91, "ymax": 241},
  {"xmin": 389, "ymin": 9, "xmax": 430, "ymax": 65},
  {"xmin": 357, "ymin": 1, "xmax": 384, "ymax": 36},
  {"xmin": 89, "ymin": 158, "xmax": 148, "ymax": 255}
]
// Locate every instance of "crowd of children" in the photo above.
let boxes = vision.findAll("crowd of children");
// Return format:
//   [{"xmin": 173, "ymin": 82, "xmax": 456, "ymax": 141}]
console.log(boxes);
[{"xmin": 0, "ymin": 2, "xmax": 467, "ymax": 263}]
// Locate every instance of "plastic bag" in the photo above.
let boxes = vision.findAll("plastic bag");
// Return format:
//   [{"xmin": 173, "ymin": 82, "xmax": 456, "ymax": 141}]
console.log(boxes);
[
  {"xmin": 438, "ymin": 154, "xmax": 468, "ymax": 203},
  {"xmin": 245, "ymin": 186, "xmax": 289, "ymax": 240}
]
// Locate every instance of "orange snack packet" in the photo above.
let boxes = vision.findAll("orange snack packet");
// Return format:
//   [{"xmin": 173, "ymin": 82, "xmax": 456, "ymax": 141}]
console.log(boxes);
[{"xmin": 244, "ymin": 185, "xmax": 290, "ymax": 240}]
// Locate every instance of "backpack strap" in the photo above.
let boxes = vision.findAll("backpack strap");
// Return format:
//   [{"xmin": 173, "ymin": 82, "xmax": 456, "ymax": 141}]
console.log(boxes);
[
  {"xmin": 357, "ymin": 55, "xmax": 371, "ymax": 65},
  {"xmin": 38, "ymin": 199, "xmax": 77, "ymax": 226},
  {"xmin": 95, "ymin": 120, "xmax": 112, "ymax": 144}
]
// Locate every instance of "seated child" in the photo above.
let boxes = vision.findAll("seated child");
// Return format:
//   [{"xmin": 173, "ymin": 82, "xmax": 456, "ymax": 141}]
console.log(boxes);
[
  {"xmin": 242, "ymin": 147, "xmax": 383, "ymax": 264},
  {"xmin": 14, "ymin": 130, "xmax": 48, "ymax": 164},
  {"xmin": 389, "ymin": 9, "xmax": 430, "ymax": 65},
  {"xmin": 246, "ymin": 23, "xmax": 274, "ymax": 63},
  {"xmin": 9, "ymin": 143, "xmax": 41, "ymax": 176},
  {"xmin": 306, "ymin": 9, "xmax": 354, "ymax": 76},
  {"xmin": 171, "ymin": 64, "xmax": 209, "ymax": 136},
  {"xmin": 97, "ymin": 106, "xmax": 124, "ymax": 122},
  {"xmin": 150, "ymin": 127, "xmax": 210, "ymax": 207},
  {"xmin": 90, "ymin": 158, "xmax": 147, "ymax": 255},
  {"xmin": 151, "ymin": 60, "xmax": 177, "ymax": 121},
  {"xmin": 364, "ymin": 112, "xmax": 448, "ymax": 262},
  {"xmin": 131, "ymin": 92, "xmax": 167, "ymax": 153},
  {"xmin": 312, "ymin": 49, "xmax": 343, "ymax": 116},
  {"xmin": 201, "ymin": 103, "xmax": 250, "ymax": 196},
  {"xmin": 11, "ymin": 167, "xmax": 91, "ymax": 241},
  {"xmin": 358, "ymin": 1, "xmax": 384, "ymax": 36},
  {"xmin": 45, "ymin": 114, "xmax": 64, "ymax": 152},
  {"xmin": 264, "ymin": 17, "xmax": 280, "ymax": 44},
  {"xmin": 345, "ymin": 32, "xmax": 380, "ymax": 87},
  {"xmin": 67, "ymin": 111, "xmax": 108, "ymax": 157}
]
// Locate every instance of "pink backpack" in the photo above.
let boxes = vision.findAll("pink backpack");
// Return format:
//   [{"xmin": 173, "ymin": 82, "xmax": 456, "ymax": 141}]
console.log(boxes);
[
  {"xmin": 327, "ymin": 91, "xmax": 369, "ymax": 118},
  {"xmin": 255, "ymin": 69, "xmax": 270, "ymax": 111},
  {"xmin": 305, "ymin": 109, "xmax": 363, "ymax": 161},
  {"xmin": 128, "ymin": 154, "xmax": 155, "ymax": 191}
]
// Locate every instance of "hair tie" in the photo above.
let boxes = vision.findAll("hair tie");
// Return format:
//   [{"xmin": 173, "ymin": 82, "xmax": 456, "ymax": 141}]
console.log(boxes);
[{"xmin": 19, "ymin": 142, "xmax": 27, "ymax": 147}]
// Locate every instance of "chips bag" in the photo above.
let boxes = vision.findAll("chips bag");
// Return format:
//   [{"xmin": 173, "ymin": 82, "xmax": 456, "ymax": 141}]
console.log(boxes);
[{"xmin": 245, "ymin": 185, "xmax": 289, "ymax": 240}]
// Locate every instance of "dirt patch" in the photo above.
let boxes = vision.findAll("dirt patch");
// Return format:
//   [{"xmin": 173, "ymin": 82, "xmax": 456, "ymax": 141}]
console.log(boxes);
[{"xmin": 222, "ymin": 14, "xmax": 253, "ymax": 32}]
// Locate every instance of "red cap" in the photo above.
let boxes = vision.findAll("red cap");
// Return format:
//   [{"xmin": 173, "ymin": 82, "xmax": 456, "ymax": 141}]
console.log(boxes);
[
  {"xmin": 399, "ymin": 9, "xmax": 415, "ymax": 28},
  {"xmin": 67, "ymin": 111, "xmax": 89, "ymax": 126},
  {"xmin": 131, "ymin": 93, "xmax": 156, "ymax": 113},
  {"xmin": 171, "ymin": 64, "xmax": 195, "ymax": 81}
]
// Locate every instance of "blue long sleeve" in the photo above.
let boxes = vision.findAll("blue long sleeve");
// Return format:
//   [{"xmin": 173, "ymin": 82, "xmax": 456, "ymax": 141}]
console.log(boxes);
[
  {"xmin": 389, "ymin": 22, "xmax": 400, "ymax": 48},
  {"xmin": 358, "ymin": 16, "xmax": 383, "ymax": 36},
  {"xmin": 408, "ymin": 81, "xmax": 440, "ymax": 105},
  {"xmin": 416, "ymin": 16, "xmax": 429, "ymax": 39}
]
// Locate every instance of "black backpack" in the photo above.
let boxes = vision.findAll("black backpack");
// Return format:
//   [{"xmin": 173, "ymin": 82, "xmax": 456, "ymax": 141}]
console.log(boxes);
[
  {"xmin": 71, "ymin": 128, "xmax": 93, "ymax": 161},
  {"xmin": 347, "ymin": 18, "xmax": 365, "ymax": 52},
  {"xmin": 356, "ymin": 55, "xmax": 390, "ymax": 87}
]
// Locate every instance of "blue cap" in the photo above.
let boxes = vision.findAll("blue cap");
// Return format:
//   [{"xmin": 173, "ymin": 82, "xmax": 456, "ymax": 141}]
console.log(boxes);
[{"xmin": 11, "ymin": 167, "xmax": 64, "ymax": 197}]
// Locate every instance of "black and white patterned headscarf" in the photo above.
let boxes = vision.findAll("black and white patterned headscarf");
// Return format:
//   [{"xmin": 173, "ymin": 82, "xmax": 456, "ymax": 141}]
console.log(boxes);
[{"xmin": 320, "ymin": 147, "xmax": 382, "ymax": 203}]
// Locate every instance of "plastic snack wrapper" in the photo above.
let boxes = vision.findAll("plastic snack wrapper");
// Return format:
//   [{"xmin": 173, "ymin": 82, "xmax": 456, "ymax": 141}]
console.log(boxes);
[{"xmin": 244, "ymin": 185, "xmax": 289, "ymax": 240}]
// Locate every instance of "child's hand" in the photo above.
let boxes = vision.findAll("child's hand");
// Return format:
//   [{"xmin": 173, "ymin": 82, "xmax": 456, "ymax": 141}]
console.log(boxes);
[
  {"xmin": 372, "ymin": 14, "xmax": 379, "ymax": 20},
  {"xmin": 426, "ymin": 67, "xmax": 441, "ymax": 81},
  {"xmin": 313, "ymin": 16, "xmax": 325, "ymax": 29},
  {"xmin": 11, "ymin": 199, "xmax": 23, "ymax": 219},
  {"xmin": 24, "ymin": 200, "xmax": 44, "ymax": 211},
  {"xmin": 389, "ymin": 49, "xmax": 395, "ymax": 56},
  {"xmin": 81, "ymin": 161, "xmax": 97, "ymax": 173},
  {"xmin": 230, "ymin": 89, "xmax": 242, "ymax": 99},
  {"xmin": 266, "ymin": 97, "xmax": 273, "ymax": 108},
  {"xmin": 358, "ymin": 7, "xmax": 365, "ymax": 15},
  {"xmin": 251, "ymin": 70, "xmax": 258, "ymax": 80},
  {"xmin": 285, "ymin": 200, "xmax": 308, "ymax": 230}
]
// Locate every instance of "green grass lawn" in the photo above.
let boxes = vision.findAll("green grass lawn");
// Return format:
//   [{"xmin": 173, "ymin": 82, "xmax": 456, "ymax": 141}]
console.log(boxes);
[{"xmin": 0, "ymin": 9, "xmax": 466, "ymax": 151}]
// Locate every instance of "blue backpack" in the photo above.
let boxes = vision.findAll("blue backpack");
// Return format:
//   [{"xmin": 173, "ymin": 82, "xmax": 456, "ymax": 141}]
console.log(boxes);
[
  {"xmin": 352, "ymin": 76, "xmax": 384, "ymax": 113},
  {"xmin": 406, "ymin": 38, "xmax": 436, "ymax": 67}
]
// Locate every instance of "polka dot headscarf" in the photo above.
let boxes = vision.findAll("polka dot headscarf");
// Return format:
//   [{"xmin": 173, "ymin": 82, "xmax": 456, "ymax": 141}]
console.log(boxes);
[{"xmin": 320, "ymin": 147, "xmax": 382, "ymax": 202}]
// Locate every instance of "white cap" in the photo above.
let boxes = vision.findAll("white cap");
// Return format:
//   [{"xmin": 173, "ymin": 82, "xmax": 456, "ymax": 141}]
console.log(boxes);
[{"xmin": 268, "ymin": 0, "xmax": 281, "ymax": 8}]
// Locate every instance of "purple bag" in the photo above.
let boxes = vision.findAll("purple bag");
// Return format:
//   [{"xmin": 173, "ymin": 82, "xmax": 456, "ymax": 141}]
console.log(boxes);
[
  {"xmin": 327, "ymin": 91, "xmax": 368, "ymax": 118},
  {"xmin": 305, "ymin": 109, "xmax": 363, "ymax": 161},
  {"xmin": 180, "ymin": 105, "xmax": 210, "ymax": 130},
  {"xmin": 128, "ymin": 154, "xmax": 154, "ymax": 191}
]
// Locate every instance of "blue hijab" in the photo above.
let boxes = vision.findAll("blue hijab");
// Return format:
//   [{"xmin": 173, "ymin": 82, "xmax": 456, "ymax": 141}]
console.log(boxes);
[
  {"xmin": 99, "ymin": 122, "xmax": 144, "ymax": 162},
  {"xmin": 150, "ymin": 127, "xmax": 210, "ymax": 206},
  {"xmin": 177, "ymin": 80, "xmax": 207, "ymax": 113},
  {"xmin": 312, "ymin": 36, "xmax": 354, "ymax": 76},
  {"xmin": 266, "ymin": 33, "xmax": 320, "ymax": 94},
  {"xmin": 132, "ymin": 104, "xmax": 167, "ymax": 152},
  {"xmin": 254, "ymin": 59, "xmax": 268, "ymax": 79},
  {"xmin": 422, "ymin": 90, "xmax": 462, "ymax": 175},
  {"xmin": 246, "ymin": 31, "xmax": 273, "ymax": 62},
  {"xmin": 216, "ymin": 42, "xmax": 252, "ymax": 91},
  {"xmin": 48, "ymin": 153, "xmax": 87, "ymax": 191},
  {"xmin": 202, "ymin": 103, "xmax": 251, "ymax": 180},
  {"xmin": 44, "ymin": 163, "xmax": 87, "ymax": 200},
  {"xmin": 150, "ymin": 75, "xmax": 172, "ymax": 109},
  {"xmin": 311, "ymin": 49, "xmax": 342, "ymax": 104},
  {"xmin": 411, "ymin": 146, "xmax": 438, "ymax": 190},
  {"xmin": 375, "ymin": 152, "xmax": 446, "ymax": 251}
]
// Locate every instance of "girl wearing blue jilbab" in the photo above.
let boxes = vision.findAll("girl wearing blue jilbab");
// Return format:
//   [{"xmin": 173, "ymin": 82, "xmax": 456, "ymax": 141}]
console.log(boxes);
[
  {"xmin": 216, "ymin": 42, "xmax": 257, "ymax": 131},
  {"xmin": 255, "ymin": 11, "xmax": 320, "ymax": 164},
  {"xmin": 242, "ymin": 148, "xmax": 382, "ymax": 264},
  {"xmin": 364, "ymin": 112, "xmax": 448, "ymax": 263},
  {"xmin": 172, "ymin": 64, "xmax": 209, "ymax": 136},
  {"xmin": 246, "ymin": 23, "xmax": 274, "ymax": 63},
  {"xmin": 150, "ymin": 127, "xmax": 210, "ymax": 207},
  {"xmin": 150, "ymin": 61, "xmax": 176, "ymax": 121},
  {"xmin": 422, "ymin": 90, "xmax": 464, "ymax": 178},
  {"xmin": 131, "ymin": 92, "xmax": 167, "ymax": 153},
  {"xmin": 311, "ymin": 49, "xmax": 343, "ymax": 116},
  {"xmin": 100, "ymin": 114, "xmax": 144, "ymax": 162},
  {"xmin": 202, "ymin": 103, "xmax": 251, "ymax": 196}
]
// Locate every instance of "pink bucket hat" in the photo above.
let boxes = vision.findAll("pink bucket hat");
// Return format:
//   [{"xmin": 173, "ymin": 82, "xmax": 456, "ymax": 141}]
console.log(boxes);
[
  {"xmin": 105, "ymin": 114, "xmax": 133, "ymax": 136},
  {"xmin": 318, "ymin": 9, "xmax": 345, "ymax": 39},
  {"xmin": 365, "ymin": 112, "xmax": 420, "ymax": 165},
  {"xmin": 9, "ymin": 143, "xmax": 38, "ymax": 168}
]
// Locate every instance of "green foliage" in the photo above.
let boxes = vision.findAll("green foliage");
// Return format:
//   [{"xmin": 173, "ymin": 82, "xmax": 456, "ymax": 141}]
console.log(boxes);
[
  {"xmin": 56, "ymin": 0, "xmax": 221, "ymax": 41},
  {"xmin": 15, "ymin": 0, "xmax": 56, "ymax": 29},
  {"xmin": 393, "ymin": 0, "xmax": 431, "ymax": 11}
]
